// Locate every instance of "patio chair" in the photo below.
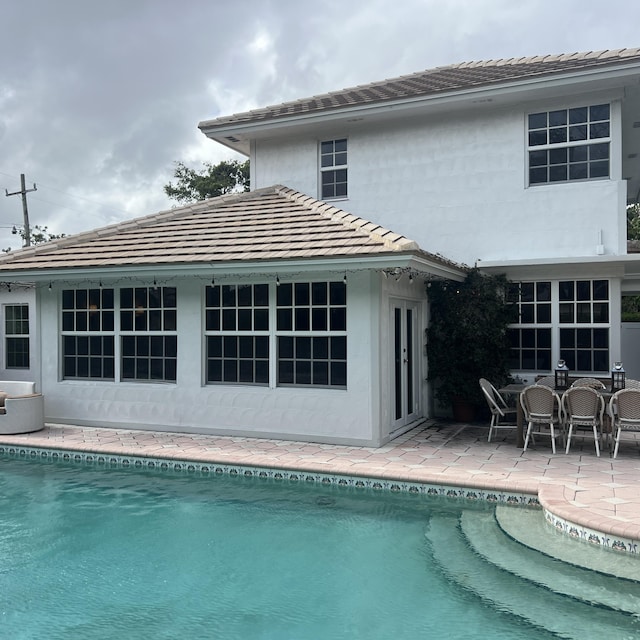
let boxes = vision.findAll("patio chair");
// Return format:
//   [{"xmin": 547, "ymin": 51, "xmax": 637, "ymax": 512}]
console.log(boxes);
[
  {"xmin": 479, "ymin": 378, "xmax": 518, "ymax": 442},
  {"xmin": 520, "ymin": 384, "xmax": 564, "ymax": 454},
  {"xmin": 570, "ymin": 377, "xmax": 605, "ymax": 390},
  {"xmin": 561, "ymin": 386, "xmax": 605, "ymax": 456},
  {"xmin": 623, "ymin": 379, "xmax": 640, "ymax": 389},
  {"xmin": 609, "ymin": 388, "xmax": 640, "ymax": 458},
  {"xmin": 535, "ymin": 376, "xmax": 556, "ymax": 388}
]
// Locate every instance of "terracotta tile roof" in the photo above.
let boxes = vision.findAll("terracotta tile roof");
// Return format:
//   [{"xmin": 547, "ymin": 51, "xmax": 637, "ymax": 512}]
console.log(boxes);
[
  {"xmin": 0, "ymin": 186, "xmax": 458, "ymax": 273},
  {"xmin": 199, "ymin": 49, "xmax": 640, "ymax": 129}
]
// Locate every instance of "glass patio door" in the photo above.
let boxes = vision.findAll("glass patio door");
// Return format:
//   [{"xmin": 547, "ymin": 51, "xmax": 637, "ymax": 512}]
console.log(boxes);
[{"xmin": 390, "ymin": 300, "xmax": 420, "ymax": 432}]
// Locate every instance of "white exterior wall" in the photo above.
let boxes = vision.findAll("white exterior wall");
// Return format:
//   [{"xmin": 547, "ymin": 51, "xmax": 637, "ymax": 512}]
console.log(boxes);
[
  {"xmin": 253, "ymin": 93, "xmax": 625, "ymax": 266},
  {"xmin": 37, "ymin": 271, "xmax": 387, "ymax": 446}
]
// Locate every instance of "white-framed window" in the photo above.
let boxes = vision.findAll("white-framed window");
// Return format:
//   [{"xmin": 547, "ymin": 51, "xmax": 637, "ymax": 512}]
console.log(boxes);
[
  {"xmin": 204, "ymin": 284, "xmax": 270, "ymax": 385},
  {"xmin": 276, "ymin": 281, "xmax": 347, "ymax": 388},
  {"xmin": 558, "ymin": 279, "xmax": 609, "ymax": 372},
  {"xmin": 507, "ymin": 281, "xmax": 552, "ymax": 371},
  {"xmin": 61, "ymin": 288, "xmax": 115, "ymax": 379},
  {"xmin": 527, "ymin": 104, "xmax": 610, "ymax": 185},
  {"xmin": 204, "ymin": 281, "xmax": 348, "ymax": 389},
  {"xmin": 120, "ymin": 287, "xmax": 177, "ymax": 382},
  {"xmin": 507, "ymin": 279, "xmax": 610, "ymax": 373},
  {"xmin": 5, "ymin": 304, "xmax": 30, "ymax": 369},
  {"xmin": 320, "ymin": 139, "xmax": 347, "ymax": 199}
]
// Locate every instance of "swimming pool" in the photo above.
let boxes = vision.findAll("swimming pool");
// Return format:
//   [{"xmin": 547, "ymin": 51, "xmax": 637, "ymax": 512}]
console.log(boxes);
[{"xmin": 1, "ymin": 455, "xmax": 639, "ymax": 639}]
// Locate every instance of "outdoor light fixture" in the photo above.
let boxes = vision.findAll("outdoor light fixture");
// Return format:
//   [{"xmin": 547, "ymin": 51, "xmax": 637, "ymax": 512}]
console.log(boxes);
[
  {"xmin": 611, "ymin": 362, "xmax": 626, "ymax": 392},
  {"xmin": 554, "ymin": 359, "xmax": 569, "ymax": 390}
]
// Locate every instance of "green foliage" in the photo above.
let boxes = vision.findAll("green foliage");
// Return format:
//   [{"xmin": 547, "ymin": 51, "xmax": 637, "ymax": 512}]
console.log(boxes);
[
  {"xmin": 627, "ymin": 204, "xmax": 640, "ymax": 241},
  {"xmin": 622, "ymin": 295, "xmax": 640, "ymax": 322},
  {"xmin": 163, "ymin": 159, "xmax": 249, "ymax": 204},
  {"xmin": 3, "ymin": 224, "xmax": 65, "ymax": 252},
  {"xmin": 426, "ymin": 269, "xmax": 516, "ymax": 408}
]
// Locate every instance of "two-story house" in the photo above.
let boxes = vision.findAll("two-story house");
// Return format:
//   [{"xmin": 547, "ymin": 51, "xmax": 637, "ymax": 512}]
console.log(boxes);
[{"xmin": 1, "ymin": 48, "xmax": 640, "ymax": 446}]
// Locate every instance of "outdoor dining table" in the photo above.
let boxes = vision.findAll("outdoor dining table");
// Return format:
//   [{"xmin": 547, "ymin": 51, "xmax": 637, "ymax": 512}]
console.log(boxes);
[{"xmin": 498, "ymin": 382, "xmax": 615, "ymax": 449}]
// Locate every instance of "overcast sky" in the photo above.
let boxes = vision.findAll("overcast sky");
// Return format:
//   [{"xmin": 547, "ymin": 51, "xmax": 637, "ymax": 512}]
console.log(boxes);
[{"xmin": 1, "ymin": 0, "xmax": 639, "ymax": 251}]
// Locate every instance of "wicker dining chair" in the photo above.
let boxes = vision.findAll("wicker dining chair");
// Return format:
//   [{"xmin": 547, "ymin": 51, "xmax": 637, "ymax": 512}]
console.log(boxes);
[
  {"xmin": 520, "ymin": 384, "xmax": 564, "ymax": 453},
  {"xmin": 623, "ymin": 379, "xmax": 640, "ymax": 389},
  {"xmin": 609, "ymin": 388, "xmax": 640, "ymax": 458},
  {"xmin": 535, "ymin": 376, "xmax": 556, "ymax": 388},
  {"xmin": 570, "ymin": 377, "xmax": 606, "ymax": 390},
  {"xmin": 561, "ymin": 386, "xmax": 605, "ymax": 456},
  {"xmin": 479, "ymin": 378, "xmax": 518, "ymax": 442}
]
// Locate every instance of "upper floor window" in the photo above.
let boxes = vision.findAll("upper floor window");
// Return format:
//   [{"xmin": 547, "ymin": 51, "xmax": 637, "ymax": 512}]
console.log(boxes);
[
  {"xmin": 4, "ymin": 304, "xmax": 29, "ymax": 369},
  {"xmin": 320, "ymin": 139, "xmax": 347, "ymax": 199},
  {"xmin": 528, "ymin": 104, "xmax": 610, "ymax": 185}
]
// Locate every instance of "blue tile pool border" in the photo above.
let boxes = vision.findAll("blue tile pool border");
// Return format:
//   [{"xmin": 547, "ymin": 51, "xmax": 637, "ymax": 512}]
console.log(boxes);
[
  {"xmin": 6, "ymin": 444, "xmax": 640, "ymax": 556},
  {"xmin": 0, "ymin": 443, "xmax": 540, "ymax": 507}
]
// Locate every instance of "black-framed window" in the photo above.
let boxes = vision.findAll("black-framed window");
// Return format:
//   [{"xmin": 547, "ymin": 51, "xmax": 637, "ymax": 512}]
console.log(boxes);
[
  {"xmin": 61, "ymin": 288, "xmax": 115, "ymax": 380},
  {"xmin": 507, "ymin": 282, "xmax": 552, "ymax": 371},
  {"xmin": 5, "ymin": 304, "xmax": 29, "ymax": 369},
  {"xmin": 507, "ymin": 279, "xmax": 610, "ymax": 374},
  {"xmin": 558, "ymin": 280, "xmax": 609, "ymax": 372},
  {"xmin": 276, "ymin": 282, "xmax": 347, "ymax": 388},
  {"xmin": 120, "ymin": 287, "xmax": 177, "ymax": 382},
  {"xmin": 205, "ymin": 284, "xmax": 269, "ymax": 385},
  {"xmin": 320, "ymin": 139, "xmax": 347, "ymax": 199},
  {"xmin": 528, "ymin": 104, "xmax": 610, "ymax": 185}
]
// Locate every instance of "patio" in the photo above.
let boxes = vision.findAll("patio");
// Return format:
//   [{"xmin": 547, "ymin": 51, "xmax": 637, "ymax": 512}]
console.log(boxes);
[{"xmin": 1, "ymin": 419, "xmax": 640, "ymax": 552}]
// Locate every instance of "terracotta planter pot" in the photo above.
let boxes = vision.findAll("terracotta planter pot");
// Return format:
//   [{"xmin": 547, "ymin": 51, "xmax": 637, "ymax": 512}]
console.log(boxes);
[{"xmin": 451, "ymin": 396, "xmax": 476, "ymax": 423}]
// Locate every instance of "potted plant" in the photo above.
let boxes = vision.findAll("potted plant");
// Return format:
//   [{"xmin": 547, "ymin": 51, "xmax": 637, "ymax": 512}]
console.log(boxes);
[{"xmin": 426, "ymin": 269, "xmax": 515, "ymax": 421}]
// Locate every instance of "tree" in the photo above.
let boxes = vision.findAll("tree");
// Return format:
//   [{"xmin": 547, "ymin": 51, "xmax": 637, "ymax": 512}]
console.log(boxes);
[
  {"xmin": 163, "ymin": 159, "xmax": 249, "ymax": 204},
  {"xmin": 426, "ymin": 269, "xmax": 517, "ymax": 412},
  {"xmin": 3, "ymin": 224, "xmax": 65, "ymax": 253},
  {"xmin": 628, "ymin": 203, "xmax": 640, "ymax": 240}
]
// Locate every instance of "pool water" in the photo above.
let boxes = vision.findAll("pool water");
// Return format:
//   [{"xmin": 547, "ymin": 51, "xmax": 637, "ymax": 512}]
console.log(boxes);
[{"xmin": 0, "ymin": 456, "xmax": 632, "ymax": 639}]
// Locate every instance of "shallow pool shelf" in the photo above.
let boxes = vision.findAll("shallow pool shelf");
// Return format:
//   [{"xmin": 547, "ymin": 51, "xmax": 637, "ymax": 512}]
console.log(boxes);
[{"xmin": 426, "ymin": 513, "xmax": 640, "ymax": 639}]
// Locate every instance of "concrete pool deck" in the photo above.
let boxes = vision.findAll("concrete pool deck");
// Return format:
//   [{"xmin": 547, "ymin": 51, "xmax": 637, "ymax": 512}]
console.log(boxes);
[{"xmin": 1, "ymin": 420, "xmax": 640, "ymax": 551}]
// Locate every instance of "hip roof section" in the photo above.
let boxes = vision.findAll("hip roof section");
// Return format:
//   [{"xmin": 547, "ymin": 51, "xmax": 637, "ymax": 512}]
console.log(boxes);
[{"xmin": 0, "ymin": 186, "xmax": 457, "ymax": 273}]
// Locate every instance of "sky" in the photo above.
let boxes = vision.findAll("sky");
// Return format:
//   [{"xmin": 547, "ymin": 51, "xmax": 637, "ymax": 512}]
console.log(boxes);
[{"xmin": 1, "ymin": 0, "xmax": 639, "ymax": 251}]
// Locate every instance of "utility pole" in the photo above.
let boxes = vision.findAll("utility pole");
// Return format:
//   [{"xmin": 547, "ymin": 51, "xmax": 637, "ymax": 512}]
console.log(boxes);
[{"xmin": 5, "ymin": 173, "xmax": 37, "ymax": 247}]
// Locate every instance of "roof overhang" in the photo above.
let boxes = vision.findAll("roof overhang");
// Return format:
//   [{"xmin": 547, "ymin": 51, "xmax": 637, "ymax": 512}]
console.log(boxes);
[
  {"xmin": 199, "ymin": 62, "xmax": 640, "ymax": 156},
  {"xmin": 0, "ymin": 253, "xmax": 467, "ymax": 285}
]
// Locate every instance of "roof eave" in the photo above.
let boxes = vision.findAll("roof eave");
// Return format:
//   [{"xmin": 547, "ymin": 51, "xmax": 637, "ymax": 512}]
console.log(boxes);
[
  {"xmin": 0, "ymin": 252, "xmax": 466, "ymax": 283},
  {"xmin": 199, "ymin": 62, "xmax": 640, "ymax": 146}
]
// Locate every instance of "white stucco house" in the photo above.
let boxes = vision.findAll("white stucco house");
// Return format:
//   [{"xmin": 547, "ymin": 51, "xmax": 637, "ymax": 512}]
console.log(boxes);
[{"xmin": 2, "ymin": 48, "xmax": 640, "ymax": 445}]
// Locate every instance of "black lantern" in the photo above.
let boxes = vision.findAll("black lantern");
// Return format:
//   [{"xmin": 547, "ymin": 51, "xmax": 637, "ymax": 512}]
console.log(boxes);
[
  {"xmin": 555, "ymin": 359, "xmax": 569, "ymax": 390},
  {"xmin": 611, "ymin": 362, "xmax": 626, "ymax": 392}
]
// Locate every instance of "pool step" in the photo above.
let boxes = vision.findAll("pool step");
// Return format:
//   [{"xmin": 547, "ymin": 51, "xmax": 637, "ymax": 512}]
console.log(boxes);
[
  {"xmin": 425, "ymin": 514, "xmax": 640, "ymax": 639},
  {"xmin": 495, "ymin": 505, "xmax": 640, "ymax": 582},
  {"xmin": 460, "ymin": 509, "xmax": 640, "ymax": 614}
]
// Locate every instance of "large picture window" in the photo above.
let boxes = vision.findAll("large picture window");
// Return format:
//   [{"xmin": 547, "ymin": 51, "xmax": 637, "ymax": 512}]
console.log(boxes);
[
  {"xmin": 205, "ymin": 284, "xmax": 269, "ymax": 385},
  {"xmin": 507, "ymin": 279, "xmax": 610, "ymax": 374},
  {"xmin": 5, "ymin": 304, "xmax": 29, "ymax": 369},
  {"xmin": 61, "ymin": 288, "xmax": 115, "ymax": 379},
  {"xmin": 528, "ymin": 104, "xmax": 610, "ymax": 185},
  {"xmin": 507, "ymin": 282, "xmax": 552, "ymax": 371},
  {"xmin": 276, "ymin": 282, "xmax": 347, "ymax": 388},
  {"xmin": 559, "ymin": 279, "xmax": 609, "ymax": 372},
  {"xmin": 120, "ymin": 287, "xmax": 177, "ymax": 381}
]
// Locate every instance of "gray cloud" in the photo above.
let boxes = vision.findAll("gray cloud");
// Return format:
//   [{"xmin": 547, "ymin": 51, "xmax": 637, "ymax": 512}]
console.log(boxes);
[{"xmin": 0, "ymin": 0, "xmax": 638, "ymax": 249}]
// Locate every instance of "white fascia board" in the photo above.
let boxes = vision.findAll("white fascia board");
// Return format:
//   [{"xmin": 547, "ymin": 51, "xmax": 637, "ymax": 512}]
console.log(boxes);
[
  {"xmin": 0, "ymin": 254, "xmax": 466, "ymax": 283},
  {"xmin": 200, "ymin": 64, "xmax": 640, "ymax": 143}
]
